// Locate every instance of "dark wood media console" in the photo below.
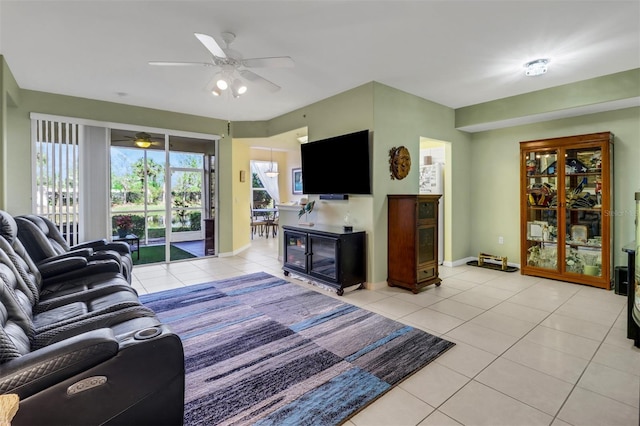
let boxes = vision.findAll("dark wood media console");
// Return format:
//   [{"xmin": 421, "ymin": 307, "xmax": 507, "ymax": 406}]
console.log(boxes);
[{"xmin": 282, "ymin": 224, "xmax": 366, "ymax": 296}]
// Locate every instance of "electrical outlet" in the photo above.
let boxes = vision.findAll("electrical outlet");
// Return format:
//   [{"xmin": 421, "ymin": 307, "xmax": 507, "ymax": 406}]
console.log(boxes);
[{"xmin": 498, "ymin": 236, "xmax": 504, "ymax": 244}]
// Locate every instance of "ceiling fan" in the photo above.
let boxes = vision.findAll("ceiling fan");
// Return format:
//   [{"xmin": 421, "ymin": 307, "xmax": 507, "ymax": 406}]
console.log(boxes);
[
  {"xmin": 113, "ymin": 132, "xmax": 163, "ymax": 148},
  {"xmin": 149, "ymin": 32, "xmax": 294, "ymax": 97}
]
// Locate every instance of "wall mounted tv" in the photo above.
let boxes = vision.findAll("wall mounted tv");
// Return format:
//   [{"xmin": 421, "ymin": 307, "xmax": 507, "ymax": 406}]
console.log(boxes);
[{"xmin": 300, "ymin": 129, "xmax": 371, "ymax": 195}]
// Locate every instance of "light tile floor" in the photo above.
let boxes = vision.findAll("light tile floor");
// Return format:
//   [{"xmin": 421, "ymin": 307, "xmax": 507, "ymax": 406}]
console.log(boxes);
[{"xmin": 132, "ymin": 238, "xmax": 640, "ymax": 426}]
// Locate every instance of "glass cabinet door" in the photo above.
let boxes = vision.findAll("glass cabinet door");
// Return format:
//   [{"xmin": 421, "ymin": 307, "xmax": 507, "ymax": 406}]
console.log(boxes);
[
  {"xmin": 417, "ymin": 199, "xmax": 436, "ymax": 222},
  {"xmin": 417, "ymin": 225, "xmax": 436, "ymax": 265},
  {"xmin": 563, "ymin": 146, "xmax": 603, "ymax": 276},
  {"xmin": 524, "ymin": 149, "xmax": 559, "ymax": 270},
  {"xmin": 309, "ymin": 235, "xmax": 338, "ymax": 281},
  {"xmin": 284, "ymin": 231, "xmax": 307, "ymax": 271}
]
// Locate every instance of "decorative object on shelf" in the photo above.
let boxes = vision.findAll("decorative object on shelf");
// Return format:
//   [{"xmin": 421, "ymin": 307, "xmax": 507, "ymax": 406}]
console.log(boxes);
[
  {"xmin": 527, "ymin": 182, "xmax": 555, "ymax": 206},
  {"xmin": 115, "ymin": 215, "xmax": 133, "ymax": 238},
  {"xmin": 565, "ymin": 158, "xmax": 588, "ymax": 173},
  {"xmin": 565, "ymin": 248, "xmax": 584, "ymax": 273},
  {"xmin": 389, "ymin": 146, "xmax": 411, "ymax": 180},
  {"xmin": 527, "ymin": 245, "xmax": 558, "ymax": 269},
  {"xmin": 298, "ymin": 200, "xmax": 315, "ymax": 226},
  {"xmin": 292, "ymin": 168, "xmax": 303, "ymax": 194},
  {"xmin": 541, "ymin": 158, "xmax": 588, "ymax": 175},
  {"xmin": 526, "ymin": 159, "xmax": 537, "ymax": 175},
  {"xmin": 582, "ymin": 253, "xmax": 601, "ymax": 276},
  {"xmin": 343, "ymin": 211, "xmax": 353, "ymax": 232},
  {"xmin": 570, "ymin": 225, "xmax": 588, "ymax": 244}
]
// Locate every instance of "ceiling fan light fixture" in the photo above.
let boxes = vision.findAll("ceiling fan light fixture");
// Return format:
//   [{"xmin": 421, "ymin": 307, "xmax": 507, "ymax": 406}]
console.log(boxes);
[
  {"xmin": 524, "ymin": 58, "xmax": 549, "ymax": 76},
  {"xmin": 211, "ymin": 86, "xmax": 222, "ymax": 96},
  {"xmin": 216, "ymin": 77, "xmax": 229, "ymax": 90},
  {"xmin": 231, "ymin": 79, "xmax": 248, "ymax": 98},
  {"xmin": 134, "ymin": 140, "xmax": 152, "ymax": 148}
]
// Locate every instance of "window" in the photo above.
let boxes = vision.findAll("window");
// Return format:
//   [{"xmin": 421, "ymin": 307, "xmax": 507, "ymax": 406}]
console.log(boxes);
[{"xmin": 250, "ymin": 160, "xmax": 279, "ymax": 208}]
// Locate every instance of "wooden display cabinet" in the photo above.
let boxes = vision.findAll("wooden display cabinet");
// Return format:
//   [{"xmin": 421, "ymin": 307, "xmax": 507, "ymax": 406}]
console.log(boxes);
[
  {"xmin": 520, "ymin": 132, "xmax": 613, "ymax": 289},
  {"xmin": 387, "ymin": 194, "xmax": 441, "ymax": 293}
]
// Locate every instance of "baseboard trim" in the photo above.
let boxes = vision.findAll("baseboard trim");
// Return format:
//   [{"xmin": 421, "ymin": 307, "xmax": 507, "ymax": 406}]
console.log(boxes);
[
  {"xmin": 444, "ymin": 257, "xmax": 476, "ymax": 267},
  {"xmin": 365, "ymin": 280, "xmax": 388, "ymax": 291},
  {"xmin": 218, "ymin": 243, "xmax": 251, "ymax": 258}
]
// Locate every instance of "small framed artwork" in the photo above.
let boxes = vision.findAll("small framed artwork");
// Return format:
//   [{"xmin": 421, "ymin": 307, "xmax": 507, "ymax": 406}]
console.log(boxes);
[
  {"xmin": 571, "ymin": 225, "xmax": 588, "ymax": 243},
  {"xmin": 239, "ymin": 170, "xmax": 246, "ymax": 182},
  {"xmin": 292, "ymin": 168, "xmax": 303, "ymax": 194}
]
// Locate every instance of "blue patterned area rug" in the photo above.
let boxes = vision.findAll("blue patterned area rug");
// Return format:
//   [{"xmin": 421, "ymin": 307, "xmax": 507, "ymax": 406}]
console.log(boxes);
[{"xmin": 140, "ymin": 271, "xmax": 454, "ymax": 426}]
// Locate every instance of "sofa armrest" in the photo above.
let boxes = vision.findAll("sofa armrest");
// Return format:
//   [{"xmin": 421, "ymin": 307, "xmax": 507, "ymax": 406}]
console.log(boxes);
[
  {"xmin": 41, "ymin": 260, "xmax": 122, "ymax": 291},
  {"xmin": 0, "ymin": 329, "xmax": 118, "ymax": 398},
  {"xmin": 71, "ymin": 240, "xmax": 108, "ymax": 251},
  {"xmin": 102, "ymin": 242, "xmax": 131, "ymax": 255},
  {"xmin": 89, "ymin": 251, "xmax": 121, "ymax": 263},
  {"xmin": 37, "ymin": 248, "xmax": 93, "ymax": 265},
  {"xmin": 38, "ymin": 256, "xmax": 88, "ymax": 279}
]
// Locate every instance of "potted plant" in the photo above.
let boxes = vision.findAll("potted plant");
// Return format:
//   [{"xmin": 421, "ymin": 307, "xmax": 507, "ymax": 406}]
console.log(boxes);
[{"xmin": 115, "ymin": 215, "xmax": 133, "ymax": 238}]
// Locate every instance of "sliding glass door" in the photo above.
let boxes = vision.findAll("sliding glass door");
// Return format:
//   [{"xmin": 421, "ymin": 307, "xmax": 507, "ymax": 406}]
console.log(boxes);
[{"xmin": 110, "ymin": 131, "xmax": 215, "ymax": 265}]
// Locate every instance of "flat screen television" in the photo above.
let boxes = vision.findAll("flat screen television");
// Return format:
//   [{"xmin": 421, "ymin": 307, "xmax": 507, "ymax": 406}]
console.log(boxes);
[{"xmin": 300, "ymin": 130, "xmax": 371, "ymax": 195}]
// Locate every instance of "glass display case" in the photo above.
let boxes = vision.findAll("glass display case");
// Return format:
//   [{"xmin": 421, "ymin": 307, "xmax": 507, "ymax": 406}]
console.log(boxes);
[{"xmin": 520, "ymin": 132, "xmax": 613, "ymax": 289}]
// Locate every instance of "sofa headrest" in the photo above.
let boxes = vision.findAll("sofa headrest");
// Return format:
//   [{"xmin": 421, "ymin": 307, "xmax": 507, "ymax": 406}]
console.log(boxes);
[
  {"xmin": 20, "ymin": 215, "xmax": 50, "ymax": 236},
  {"xmin": 0, "ymin": 211, "xmax": 18, "ymax": 244}
]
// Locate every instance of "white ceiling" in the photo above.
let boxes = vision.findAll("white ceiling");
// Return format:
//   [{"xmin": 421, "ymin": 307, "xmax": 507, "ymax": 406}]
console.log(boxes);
[{"xmin": 1, "ymin": 1, "xmax": 639, "ymax": 123}]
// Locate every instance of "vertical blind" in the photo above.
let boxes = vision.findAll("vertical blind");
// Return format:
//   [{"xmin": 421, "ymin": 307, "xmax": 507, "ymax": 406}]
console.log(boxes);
[{"xmin": 33, "ymin": 118, "xmax": 82, "ymax": 245}]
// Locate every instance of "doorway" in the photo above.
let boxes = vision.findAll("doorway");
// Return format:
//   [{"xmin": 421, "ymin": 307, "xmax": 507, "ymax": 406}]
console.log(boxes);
[{"xmin": 419, "ymin": 138, "xmax": 450, "ymax": 265}]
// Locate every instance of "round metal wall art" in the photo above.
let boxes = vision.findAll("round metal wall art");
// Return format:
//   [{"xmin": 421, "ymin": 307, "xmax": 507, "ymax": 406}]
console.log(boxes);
[{"xmin": 389, "ymin": 146, "xmax": 411, "ymax": 180}]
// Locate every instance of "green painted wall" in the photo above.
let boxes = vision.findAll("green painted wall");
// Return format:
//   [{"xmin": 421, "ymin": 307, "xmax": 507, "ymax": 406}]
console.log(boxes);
[
  {"xmin": 456, "ymin": 69, "xmax": 640, "ymax": 128},
  {"xmin": 469, "ymin": 106, "xmax": 640, "ymax": 267},
  {"xmin": 1, "ymin": 56, "xmax": 21, "ymax": 210},
  {"xmin": 371, "ymin": 83, "xmax": 472, "ymax": 281}
]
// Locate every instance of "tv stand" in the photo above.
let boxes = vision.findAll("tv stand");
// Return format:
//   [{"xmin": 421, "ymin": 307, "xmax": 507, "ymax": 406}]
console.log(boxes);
[{"xmin": 282, "ymin": 224, "xmax": 366, "ymax": 295}]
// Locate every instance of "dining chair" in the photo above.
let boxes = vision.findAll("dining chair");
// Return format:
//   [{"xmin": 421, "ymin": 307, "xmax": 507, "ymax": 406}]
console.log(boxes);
[{"xmin": 250, "ymin": 206, "xmax": 266, "ymax": 239}]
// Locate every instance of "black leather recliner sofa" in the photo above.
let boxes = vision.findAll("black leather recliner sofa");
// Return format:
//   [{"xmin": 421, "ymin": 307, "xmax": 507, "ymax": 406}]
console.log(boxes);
[
  {"xmin": 16, "ymin": 214, "xmax": 134, "ymax": 283},
  {"xmin": 0, "ymin": 211, "xmax": 185, "ymax": 425}
]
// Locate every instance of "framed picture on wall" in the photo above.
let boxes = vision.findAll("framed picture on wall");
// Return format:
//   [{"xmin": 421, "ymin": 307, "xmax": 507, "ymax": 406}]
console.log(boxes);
[{"xmin": 292, "ymin": 168, "xmax": 303, "ymax": 194}]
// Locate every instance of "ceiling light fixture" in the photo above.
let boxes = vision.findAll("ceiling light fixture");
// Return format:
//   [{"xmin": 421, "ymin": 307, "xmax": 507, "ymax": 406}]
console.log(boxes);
[
  {"xmin": 265, "ymin": 148, "xmax": 279, "ymax": 178},
  {"xmin": 231, "ymin": 79, "xmax": 247, "ymax": 98},
  {"xmin": 134, "ymin": 140, "xmax": 152, "ymax": 148},
  {"xmin": 524, "ymin": 59, "xmax": 549, "ymax": 76},
  {"xmin": 212, "ymin": 69, "xmax": 248, "ymax": 98},
  {"xmin": 216, "ymin": 76, "xmax": 229, "ymax": 90}
]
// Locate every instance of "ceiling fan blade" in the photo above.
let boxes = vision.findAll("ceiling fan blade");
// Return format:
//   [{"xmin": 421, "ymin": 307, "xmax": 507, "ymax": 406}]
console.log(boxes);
[
  {"xmin": 194, "ymin": 33, "xmax": 227, "ymax": 58},
  {"xmin": 149, "ymin": 61, "xmax": 214, "ymax": 67},
  {"xmin": 241, "ymin": 56, "xmax": 295, "ymax": 68},
  {"xmin": 239, "ymin": 70, "xmax": 281, "ymax": 93}
]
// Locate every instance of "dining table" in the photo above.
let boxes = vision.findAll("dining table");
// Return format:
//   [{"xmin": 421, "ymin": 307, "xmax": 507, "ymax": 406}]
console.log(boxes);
[{"xmin": 252, "ymin": 208, "xmax": 279, "ymax": 238}]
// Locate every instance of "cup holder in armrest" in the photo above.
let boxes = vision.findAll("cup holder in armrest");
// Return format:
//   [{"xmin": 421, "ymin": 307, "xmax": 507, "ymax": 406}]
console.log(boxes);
[{"xmin": 134, "ymin": 327, "xmax": 162, "ymax": 341}]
